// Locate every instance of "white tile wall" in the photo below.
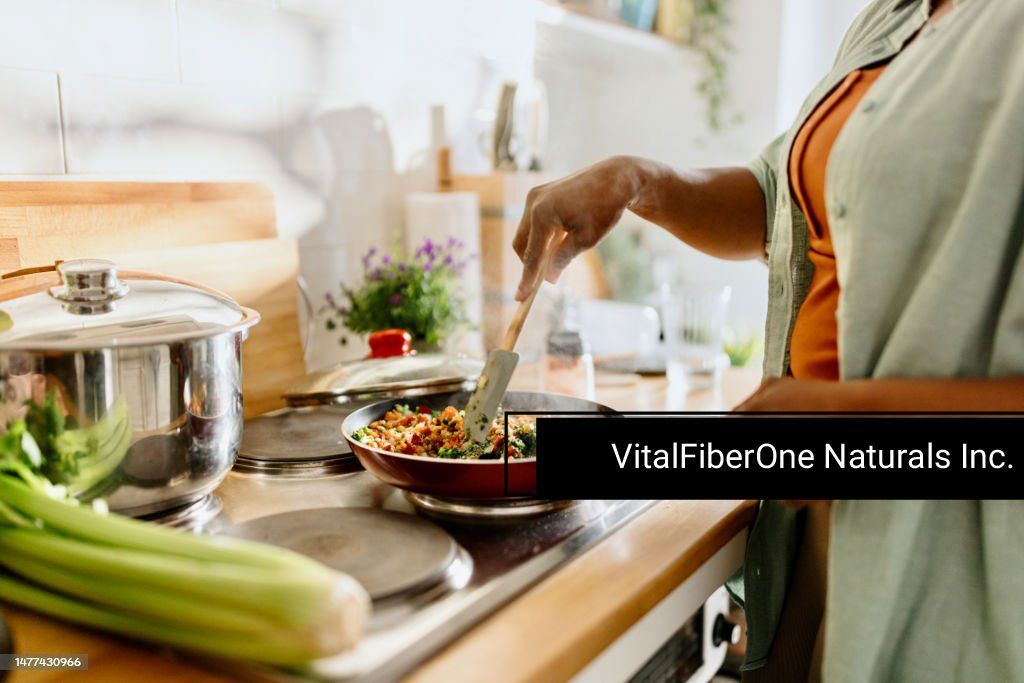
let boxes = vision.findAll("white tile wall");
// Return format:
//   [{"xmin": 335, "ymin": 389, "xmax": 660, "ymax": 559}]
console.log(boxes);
[
  {"xmin": 0, "ymin": 0, "xmax": 176, "ymax": 80},
  {"xmin": 177, "ymin": 0, "xmax": 327, "ymax": 93},
  {"xmin": 0, "ymin": 0, "xmax": 784, "ymax": 367},
  {"xmin": 277, "ymin": 0, "xmax": 347, "ymax": 20},
  {"xmin": 61, "ymin": 74, "xmax": 280, "ymax": 174},
  {"xmin": 0, "ymin": 68, "xmax": 64, "ymax": 173}
]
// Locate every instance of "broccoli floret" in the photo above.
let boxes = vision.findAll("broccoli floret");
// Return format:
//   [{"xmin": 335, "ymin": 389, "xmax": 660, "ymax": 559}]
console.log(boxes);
[
  {"xmin": 437, "ymin": 442, "xmax": 486, "ymax": 460},
  {"xmin": 460, "ymin": 442, "xmax": 487, "ymax": 460},
  {"xmin": 517, "ymin": 427, "xmax": 537, "ymax": 457}
]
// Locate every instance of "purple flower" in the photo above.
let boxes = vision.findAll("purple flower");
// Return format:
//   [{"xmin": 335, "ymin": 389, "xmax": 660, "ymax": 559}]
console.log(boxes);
[
  {"xmin": 416, "ymin": 238, "xmax": 439, "ymax": 259},
  {"xmin": 447, "ymin": 236, "xmax": 458, "ymax": 248},
  {"xmin": 381, "ymin": 255, "xmax": 392, "ymax": 265},
  {"xmin": 370, "ymin": 268, "xmax": 382, "ymax": 281},
  {"xmin": 398, "ymin": 263, "xmax": 406, "ymax": 272},
  {"xmin": 324, "ymin": 292, "xmax": 337, "ymax": 306},
  {"xmin": 443, "ymin": 254, "xmax": 453, "ymax": 267},
  {"xmin": 388, "ymin": 293, "xmax": 403, "ymax": 305},
  {"xmin": 423, "ymin": 262, "xmax": 432, "ymax": 272},
  {"xmin": 339, "ymin": 305, "xmax": 351, "ymax": 315},
  {"xmin": 361, "ymin": 246, "xmax": 377, "ymax": 269}
]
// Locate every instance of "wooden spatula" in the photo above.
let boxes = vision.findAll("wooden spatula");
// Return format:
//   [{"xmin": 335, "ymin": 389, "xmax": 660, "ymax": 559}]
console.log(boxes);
[{"xmin": 464, "ymin": 231, "xmax": 567, "ymax": 443}]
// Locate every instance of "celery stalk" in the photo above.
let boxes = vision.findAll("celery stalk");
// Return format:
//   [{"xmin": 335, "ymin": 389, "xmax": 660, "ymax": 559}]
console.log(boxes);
[
  {"xmin": 0, "ymin": 572, "xmax": 328, "ymax": 666},
  {"xmin": 0, "ymin": 554, "xmax": 281, "ymax": 635},
  {"xmin": 0, "ymin": 476, "xmax": 318, "ymax": 572},
  {"xmin": 0, "ymin": 500, "xmax": 31, "ymax": 528},
  {"xmin": 0, "ymin": 427, "xmax": 371, "ymax": 666},
  {"xmin": 0, "ymin": 527, "xmax": 330, "ymax": 626}
]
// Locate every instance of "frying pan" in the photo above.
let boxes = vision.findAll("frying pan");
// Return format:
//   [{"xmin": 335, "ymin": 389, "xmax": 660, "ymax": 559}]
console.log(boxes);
[{"xmin": 342, "ymin": 390, "xmax": 614, "ymax": 499}]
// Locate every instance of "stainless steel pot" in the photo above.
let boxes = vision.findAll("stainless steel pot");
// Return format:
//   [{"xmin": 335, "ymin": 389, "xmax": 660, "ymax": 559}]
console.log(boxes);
[{"xmin": 0, "ymin": 259, "xmax": 259, "ymax": 516}]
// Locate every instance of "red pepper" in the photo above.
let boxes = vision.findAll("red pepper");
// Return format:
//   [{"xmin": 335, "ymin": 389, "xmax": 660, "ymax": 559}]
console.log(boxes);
[
  {"xmin": 367, "ymin": 329, "xmax": 412, "ymax": 359},
  {"xmin": 417, "ymin": 406, "xmax": 432, "ymax": 415}
]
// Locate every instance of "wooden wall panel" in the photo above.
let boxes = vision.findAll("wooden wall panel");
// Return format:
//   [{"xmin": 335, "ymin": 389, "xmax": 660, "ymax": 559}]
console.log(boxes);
[{"xmin": 0, "ymin": 181, "xmax": 304, "ymax": 417}]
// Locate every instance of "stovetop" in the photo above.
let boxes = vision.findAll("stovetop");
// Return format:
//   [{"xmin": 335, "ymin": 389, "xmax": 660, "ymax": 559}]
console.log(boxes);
[{"xmin": 187, "ymin": 467, "xmax": 651, "ymax": 681}]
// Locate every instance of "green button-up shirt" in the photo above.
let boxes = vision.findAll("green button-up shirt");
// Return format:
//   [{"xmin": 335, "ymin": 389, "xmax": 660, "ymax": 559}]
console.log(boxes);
[{"xmin": 736, "ymin": 0, "xmax": 1024, "ymax": 679}]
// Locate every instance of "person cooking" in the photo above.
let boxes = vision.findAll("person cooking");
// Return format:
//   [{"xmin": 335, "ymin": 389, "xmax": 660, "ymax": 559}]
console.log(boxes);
[{"xmin": 512, "ymin": 0, "xmax": 1024, "ymax": 681}]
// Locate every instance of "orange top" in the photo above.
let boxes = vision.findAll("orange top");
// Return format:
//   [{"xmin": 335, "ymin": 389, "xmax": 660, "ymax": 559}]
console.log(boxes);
[{"xmin": 787, "ymin": 64, "xmax": 888, "ymax": 380}]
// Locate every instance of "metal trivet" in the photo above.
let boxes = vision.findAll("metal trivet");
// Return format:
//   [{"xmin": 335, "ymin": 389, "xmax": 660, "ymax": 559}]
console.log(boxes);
[
  {"xmin": 234, "ymin": 408, "xmax": 361, "ymax": 478},
  {"xmin": 220, "ymin": 507, "xmax": 470, "ymax": 602},
  {"xmin": 405, "ymin": 492, "xmax": 577, "ymax": 519},
  {"xmin": 141, "ymin": 494, "xmax": 222, "ymax": 531}
]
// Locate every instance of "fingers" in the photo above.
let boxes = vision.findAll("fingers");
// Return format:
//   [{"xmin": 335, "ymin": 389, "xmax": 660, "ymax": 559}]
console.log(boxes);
[
  {"xmin": 512, "ymin": 197, "xmax": 531, "ymax": 263},
  {"xmin": 544, "ymin": 231, "xmax": 580, "ymax": 285},
  {"xmin": 515, "ymin": 212, "xmax": 557, "ymax": 301},
  {"xmin": 732, "ymin": 386, "xmax": 764, "ymax": 412}
]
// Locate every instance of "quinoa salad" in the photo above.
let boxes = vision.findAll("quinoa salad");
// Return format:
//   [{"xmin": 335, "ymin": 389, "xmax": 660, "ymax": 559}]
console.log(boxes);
[{"xmin": 350, "ymin": 404, "xmax": 537, "ymax": 460}]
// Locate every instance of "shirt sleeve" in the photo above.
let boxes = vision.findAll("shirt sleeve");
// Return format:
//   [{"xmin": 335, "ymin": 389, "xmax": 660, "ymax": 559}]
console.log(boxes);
[{"xmin": 746, "ymin": 133, "xmax": 786, "ymax": 258}]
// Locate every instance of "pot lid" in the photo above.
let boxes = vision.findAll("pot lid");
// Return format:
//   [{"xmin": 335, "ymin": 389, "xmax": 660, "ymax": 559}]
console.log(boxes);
[
  {"xmin": 0, "ymin": 259, "xmax": 259, "ymax": 350},
  {"xmin": 283, "ymin": 353, "xmax": 483, "ymax": 405}
]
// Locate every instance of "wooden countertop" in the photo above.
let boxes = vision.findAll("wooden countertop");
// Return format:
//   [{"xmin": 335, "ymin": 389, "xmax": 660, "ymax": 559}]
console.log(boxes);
[{"xmin": 3, "ymin": 369, "xmax": 761, "ymax": 682}]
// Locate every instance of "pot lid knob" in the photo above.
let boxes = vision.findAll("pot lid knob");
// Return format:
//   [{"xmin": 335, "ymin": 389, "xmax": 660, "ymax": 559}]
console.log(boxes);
[{"xmin": 49, "ymin": 259, "xmax": 130, "ymax": 314}]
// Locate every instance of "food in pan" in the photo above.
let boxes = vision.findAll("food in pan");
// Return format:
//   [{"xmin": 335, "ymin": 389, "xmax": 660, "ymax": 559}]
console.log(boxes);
[{"xmin": 350, "ymin": 404, "xmax": 536, "ymax": 460}]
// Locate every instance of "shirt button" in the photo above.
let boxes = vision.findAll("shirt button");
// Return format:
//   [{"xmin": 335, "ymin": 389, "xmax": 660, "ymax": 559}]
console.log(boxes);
[
  {"xmin": 834, "ymin": 202, "xmax": 847, "ymax": 218},
  {"xmin": 862, "ymin": 100, "xmax": 877, "ymax": 113}
]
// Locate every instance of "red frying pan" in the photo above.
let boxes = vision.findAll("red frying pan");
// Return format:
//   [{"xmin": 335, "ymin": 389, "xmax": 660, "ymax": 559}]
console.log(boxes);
[{"xmin": 342, "ymin": 390, "xmax": 614, "ymax": 499}]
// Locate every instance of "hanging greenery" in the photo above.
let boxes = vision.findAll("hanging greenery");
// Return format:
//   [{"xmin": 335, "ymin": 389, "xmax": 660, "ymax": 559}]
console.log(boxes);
[{"xmin": 689, "ymin": 0, "xmax": 736, "ymax": 131}]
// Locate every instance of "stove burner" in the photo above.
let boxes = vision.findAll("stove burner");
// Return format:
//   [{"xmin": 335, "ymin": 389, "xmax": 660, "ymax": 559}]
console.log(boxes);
[
  {"xmin": 241, "ymin": 408, "xmax": 350, "ymax": 459},
  {"xmin": 141, "ymin": 494, "xmax": 222, "ymax": 531},
  {"xmin": 406, "ymin": 493, "xmax": 577, "ymax": 519},
  {"xmin": 233, "ymin": 454, "xmax": 360, "ymax": 478},
  {"xmin": 221, "ymin": 507, "xmax": 467, "ymax": 601},
  {"xmin": 235, "ymin": 408, "xmax": 361, "ymax": 477}
]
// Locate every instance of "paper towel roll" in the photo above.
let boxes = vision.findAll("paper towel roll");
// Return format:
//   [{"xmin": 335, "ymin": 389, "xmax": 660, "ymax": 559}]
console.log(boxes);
[{"xmin": 404, "ymin": 191, "xmax": 483, "ymax": 356}]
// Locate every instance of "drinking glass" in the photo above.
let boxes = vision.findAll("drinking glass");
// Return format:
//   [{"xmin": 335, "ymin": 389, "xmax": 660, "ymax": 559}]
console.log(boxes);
[{"xmin": 662, "ymin": 284, "xmax": 732, "ymax": 390}]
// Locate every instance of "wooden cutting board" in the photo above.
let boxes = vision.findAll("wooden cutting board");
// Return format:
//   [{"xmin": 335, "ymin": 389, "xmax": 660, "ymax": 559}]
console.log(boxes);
[{"xmin": 0, "ymin": 181, "xmax": 306, "ymax": 417}]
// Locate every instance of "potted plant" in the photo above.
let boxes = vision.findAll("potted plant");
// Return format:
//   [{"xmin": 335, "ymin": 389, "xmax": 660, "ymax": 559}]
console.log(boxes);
[{"xmin": 323, "ymin": 238, "xmax": 472, "ymax": 353}]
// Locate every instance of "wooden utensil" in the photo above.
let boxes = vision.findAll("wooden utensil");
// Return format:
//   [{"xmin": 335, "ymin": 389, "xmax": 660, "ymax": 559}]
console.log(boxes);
[{"xmin": 464, "ymin": 230, "xmax": 566, "ymax": 443}]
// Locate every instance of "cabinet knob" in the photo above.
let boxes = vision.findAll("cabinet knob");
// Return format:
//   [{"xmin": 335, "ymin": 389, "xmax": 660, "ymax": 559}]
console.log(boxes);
[{"xmin": 712, "ymin": 614, "xmax": 741, "ymax": 647}]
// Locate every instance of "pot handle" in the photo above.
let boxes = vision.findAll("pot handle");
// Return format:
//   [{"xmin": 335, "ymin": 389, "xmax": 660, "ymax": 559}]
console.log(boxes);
[{"xmin": 1, "ymin": 262, "xmax": 61, "ymax": 279}]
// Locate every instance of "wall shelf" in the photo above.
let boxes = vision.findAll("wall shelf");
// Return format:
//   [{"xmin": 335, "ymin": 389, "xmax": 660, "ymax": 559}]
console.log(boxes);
[{"xmin": 541, "ymin": 1, "xmax": 691, "ymax": 52}]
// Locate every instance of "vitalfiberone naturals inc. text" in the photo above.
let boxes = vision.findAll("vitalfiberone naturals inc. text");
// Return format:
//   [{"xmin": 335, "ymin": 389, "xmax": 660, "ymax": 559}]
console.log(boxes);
[{"xmin": 610, "ymin": 442, "xmax": 1012, "ymax": 471}]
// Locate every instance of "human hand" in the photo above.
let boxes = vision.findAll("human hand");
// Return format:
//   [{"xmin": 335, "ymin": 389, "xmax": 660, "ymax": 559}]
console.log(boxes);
[
  {"xmin": 512, "ymin": 156, "xmax": 647, "ymax": 300},
  {"xmin": 733, "ymin": 376, "xmax": 846, "ymax": 413}
]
